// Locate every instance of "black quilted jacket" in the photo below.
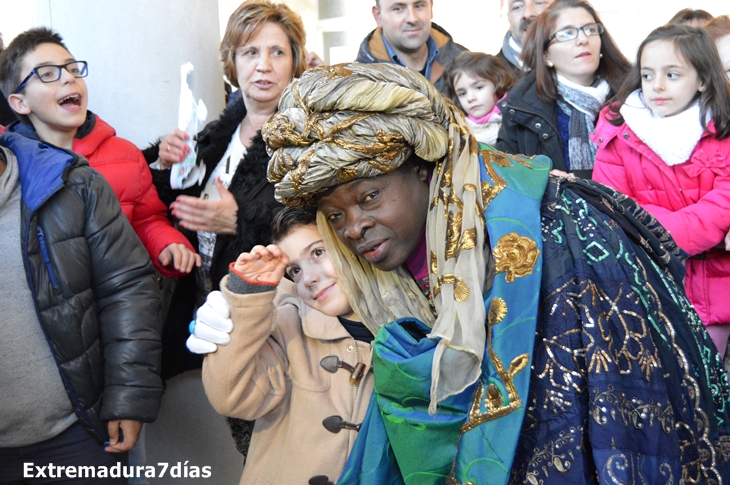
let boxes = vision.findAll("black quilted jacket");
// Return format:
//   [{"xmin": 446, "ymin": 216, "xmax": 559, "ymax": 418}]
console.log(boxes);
[{"xmin": 2, "ymin": 132, "xmax": 162, "ymax": 443}]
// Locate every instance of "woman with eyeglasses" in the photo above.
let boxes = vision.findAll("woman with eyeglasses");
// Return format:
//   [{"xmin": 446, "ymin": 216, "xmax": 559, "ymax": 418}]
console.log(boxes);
[{"xmin": 496, "ymin": 0, "xmax": 630, "ymax": 178}]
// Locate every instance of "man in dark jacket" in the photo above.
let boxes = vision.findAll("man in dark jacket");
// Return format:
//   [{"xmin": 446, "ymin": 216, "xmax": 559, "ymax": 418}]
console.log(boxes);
[
  {"xmin": 356, "ymin": 0, "xmax": 466, "ymax": 93},
  {"xmin": 497, "ymin": 0, "xmax": 554, "ymax": 76},
  {"xmin": 0, "ymin": 132, "xmax": 162, "ymax": 483}
]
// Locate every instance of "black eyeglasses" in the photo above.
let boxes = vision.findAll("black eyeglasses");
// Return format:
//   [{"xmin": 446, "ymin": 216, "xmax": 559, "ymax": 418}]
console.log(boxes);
[
  {"xmin": 14, "ymin": 60, "xmax": 88, "ymax": 94},
  {"xmin": 549, "ymin": 23, "xmax": 604, "ymax": 43}
]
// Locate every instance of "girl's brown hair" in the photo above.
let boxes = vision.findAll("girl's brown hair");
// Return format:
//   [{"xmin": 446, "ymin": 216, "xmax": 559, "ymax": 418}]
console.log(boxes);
[
  {"xmin": 444, "ymin": 52, "xmax": 516, "ymax": 111},
  {"xmin": 668, "ymin": 8, "xmax": 713, "ymax": 27},
  {"xmin": 606, "ymin": 24, "xmax": 730, "ymax": 139},
  {"xmin": 219, "ymin": 0, "xmax": 307, "ymax": 88},
  {"xmin": 520, "ymin": 0, "xmax": 631, "ymax": 103},
  {"xmin": 704, "ymin": 15, "xmax": 730, "ymax": 41}
]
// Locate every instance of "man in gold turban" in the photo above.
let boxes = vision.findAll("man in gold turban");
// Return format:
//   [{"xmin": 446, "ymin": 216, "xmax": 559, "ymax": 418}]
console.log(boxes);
[{"xmin": 263, "ymin": 62, "xmax": 730, "ymax": 485}]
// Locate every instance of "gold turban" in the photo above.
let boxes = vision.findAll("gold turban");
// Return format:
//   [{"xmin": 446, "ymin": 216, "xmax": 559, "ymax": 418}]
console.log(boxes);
[
  {"xmin": 263, "ymin": 63, "xmax": 491, "ymax": 412},
  {"xmin": 265, "ymin": 63, "xmax": 452, "ymax": 207}
]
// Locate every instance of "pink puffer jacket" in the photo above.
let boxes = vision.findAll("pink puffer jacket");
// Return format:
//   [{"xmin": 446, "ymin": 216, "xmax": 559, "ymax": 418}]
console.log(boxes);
[{"xmin": 592, "ymin": 109, "xmax": 730, "ymax": 326}]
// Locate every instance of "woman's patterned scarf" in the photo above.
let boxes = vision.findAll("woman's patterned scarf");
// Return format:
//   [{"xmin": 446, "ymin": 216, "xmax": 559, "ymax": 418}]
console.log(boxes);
[{"xmin": 556, "ymin": 74, "xmax": 610, "ymax": 170}]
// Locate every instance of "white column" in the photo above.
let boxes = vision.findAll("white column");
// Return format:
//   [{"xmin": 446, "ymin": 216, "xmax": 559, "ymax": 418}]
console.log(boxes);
[{"xmin": 36, "ymin": 0, "xmax": 225, "ymax": 147}]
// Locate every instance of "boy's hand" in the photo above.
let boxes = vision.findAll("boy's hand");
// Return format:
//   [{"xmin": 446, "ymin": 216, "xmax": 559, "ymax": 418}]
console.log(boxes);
[
  {"xmin": 158, "ymin": 243, "xmax": 202, "ymax": 273},
  {"xmin": 159, "ymin": 129, "xmax": 190, "ymax": 167},
  {"xmin": 105, "ymin": 420, "xmax": 143, "ymax": 453},
  {"xmin": 187, "ymin": 291, "xmax": 233, "ymax": 354},
  {"xmin": 234, "ymin": 245, "xmax": 289, "ymax": 284}
]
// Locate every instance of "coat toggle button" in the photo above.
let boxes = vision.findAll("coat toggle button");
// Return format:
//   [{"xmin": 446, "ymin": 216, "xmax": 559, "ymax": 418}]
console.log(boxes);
[
  {"xmin": 309, "ymin": 476, "xmax": 335, "ymax": 485},
  {"xmin": 323, "ymin": 415, "xmax": 361, "ymax": 434},
  {"xmin": 320, "ymin": 355, "xmax": 366, "ymax": 384}
]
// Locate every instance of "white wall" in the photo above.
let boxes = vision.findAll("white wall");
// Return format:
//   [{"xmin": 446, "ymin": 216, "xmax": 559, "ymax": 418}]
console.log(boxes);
[
  {"xmin": 1, "ymin": 0, "xmax": 728, "ymax": 145},
  {"xmin": 1, "ymin": 0, "xmax": 226, "ymax": 147}
]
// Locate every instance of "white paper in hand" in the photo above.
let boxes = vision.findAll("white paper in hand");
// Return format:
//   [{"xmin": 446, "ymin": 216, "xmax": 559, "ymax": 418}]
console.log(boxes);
[{"xmin": 170, "ymin": 62, "xmax": 208, "ymax": 189}]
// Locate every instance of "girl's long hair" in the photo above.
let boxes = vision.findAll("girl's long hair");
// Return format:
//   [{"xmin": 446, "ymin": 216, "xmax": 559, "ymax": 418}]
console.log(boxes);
[
  {"xmin": 607, "ymin": 24, "xmax": 730, "ymax": 139},
  {"xmin": 520, "ymin": 0, "xmax": 631, "ymax": 103}
]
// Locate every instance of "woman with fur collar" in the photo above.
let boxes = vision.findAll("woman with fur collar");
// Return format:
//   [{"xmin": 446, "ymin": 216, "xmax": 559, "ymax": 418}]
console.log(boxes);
[{"xmin": 143, "ymin": 1, "xmax": 315, "ymax": 383}]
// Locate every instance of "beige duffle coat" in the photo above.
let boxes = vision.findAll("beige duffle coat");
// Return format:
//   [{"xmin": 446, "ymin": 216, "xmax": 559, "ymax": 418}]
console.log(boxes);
[{"xmin": 203, "ymin": 276, "xmax": 374, "ymax": 485}]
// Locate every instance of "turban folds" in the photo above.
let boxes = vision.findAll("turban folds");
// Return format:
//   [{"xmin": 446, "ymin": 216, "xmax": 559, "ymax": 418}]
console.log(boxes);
[{"xmin": 265, "ymin": 63, "xmax": 452, "ymax": 207}]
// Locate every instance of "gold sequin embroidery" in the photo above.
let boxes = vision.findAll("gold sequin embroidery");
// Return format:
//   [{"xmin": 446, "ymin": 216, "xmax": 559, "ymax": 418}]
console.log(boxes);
[
  {"xmin": 433, "ymin": 274, "xmax": 470, "ymax": 302},
  {"xmin": 460, "ymin": 298, "xmax": 528, "ymax": 433}
]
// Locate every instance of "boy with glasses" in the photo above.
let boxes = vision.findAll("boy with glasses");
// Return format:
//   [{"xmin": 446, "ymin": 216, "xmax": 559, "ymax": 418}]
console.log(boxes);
[
  {"xmin": 0, "ymin": 87, "xmax": 163, "ymax": 485},
  {"xmin": 0, "ymin": 28, "xmax": 191, "ymax": 483},
  {"xmin": 0, "ymin": 27, "xmax": 201, "ymax": 280}
]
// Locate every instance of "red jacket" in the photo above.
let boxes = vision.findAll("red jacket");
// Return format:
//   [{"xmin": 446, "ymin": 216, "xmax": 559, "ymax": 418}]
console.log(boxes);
[
  {"xmin": 73, "ymin": 115, "xmax": 194, "ymax": 279},
  {"xmin": 592, "ymin": 109, "xmax": 730, "ymax": 326}
]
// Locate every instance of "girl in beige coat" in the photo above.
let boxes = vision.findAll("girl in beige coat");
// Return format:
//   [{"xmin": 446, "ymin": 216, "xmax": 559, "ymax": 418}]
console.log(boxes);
[{"xmin": 193, "ymin": 207, "xmax": 374, "ymax": 485}]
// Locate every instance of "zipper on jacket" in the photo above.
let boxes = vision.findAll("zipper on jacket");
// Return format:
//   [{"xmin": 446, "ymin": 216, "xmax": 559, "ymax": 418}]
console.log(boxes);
[
  {"xmin": 21, "ymin": 154, "xmax": 107, "ymax": 443},
  {"xmin": 24, "ymin": 224, "xmax": 106, "ymax": 443},
  {"xmin": 37, "ymin": 226, "xmax": 59, "ymax": 289}
]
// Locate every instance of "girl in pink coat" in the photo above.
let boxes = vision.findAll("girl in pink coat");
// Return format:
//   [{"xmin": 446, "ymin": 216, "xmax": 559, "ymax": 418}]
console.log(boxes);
[{"xmin": 592, "ymin": 24, "xmax": 730, "ymax": 358}]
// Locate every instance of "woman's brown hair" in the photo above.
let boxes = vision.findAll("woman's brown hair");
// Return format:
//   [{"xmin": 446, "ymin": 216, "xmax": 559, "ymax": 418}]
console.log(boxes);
[
  {"xmin": 668, "ymin": 8, "xmax": 713, "ymax": 27},
  {"xmin": 520, "ymin": 0, "xmax": 631, "ymax": 103},
  {"xmin": 219, "ymin": 0, "xmax": 307, "ymax": 88}
]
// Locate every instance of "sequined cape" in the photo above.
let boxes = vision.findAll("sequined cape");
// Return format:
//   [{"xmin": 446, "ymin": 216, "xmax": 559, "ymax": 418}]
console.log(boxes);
[
  {"xmin": 513, "ymin": 176, "xmax": 730, "ymax": 484},
  {"xmin": 337, "ymin": 154, "xmax": 730, "ymax": 485}
]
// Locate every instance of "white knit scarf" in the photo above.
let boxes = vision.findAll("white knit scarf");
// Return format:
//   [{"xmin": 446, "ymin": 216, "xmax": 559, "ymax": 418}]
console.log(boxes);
[{"xmin": 619, "ymin": 90, "xmax": 705, "ymax": 166}]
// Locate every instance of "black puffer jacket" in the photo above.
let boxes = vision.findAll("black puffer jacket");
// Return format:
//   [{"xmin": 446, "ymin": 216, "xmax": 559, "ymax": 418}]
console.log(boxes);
[
  {"xmin": 2, "ymin": 132, "xmax": 162, "ymax": 443},
  {"xmin": 144, "ymin": 95, "xmax": 281, "ymax": 379},
  {"xmin": 496, "ymin": 71, "xmax": 567, "ymax": 173}
]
